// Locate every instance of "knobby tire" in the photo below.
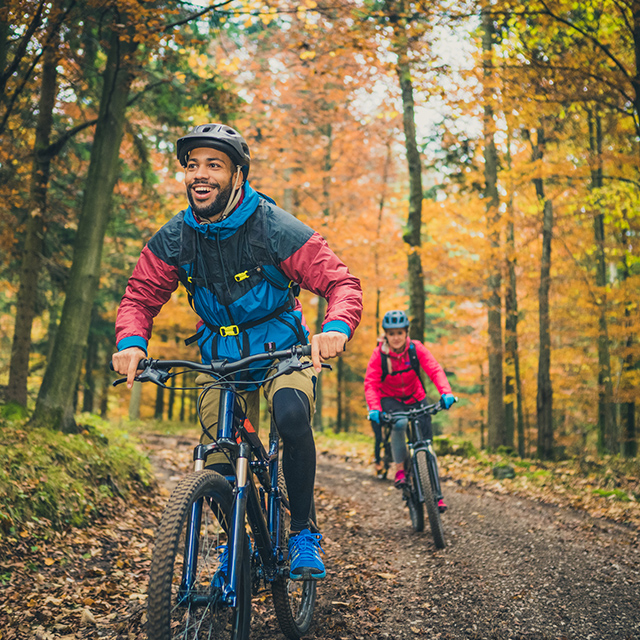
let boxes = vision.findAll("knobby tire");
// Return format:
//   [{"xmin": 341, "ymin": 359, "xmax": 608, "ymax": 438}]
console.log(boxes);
[
  {"xmin": 271, "ymin": 466, "xmax": 317, "ymax": 639},
  {"xmin": 147, "ymin": 471, "xmax": 251, "ymax": 640},
  {"xmin": 415, "ymin": 450, "xmax": 446, "ymax": 549},
  {"xmin": 405, "ymin": 472, "xmax": 424, "ymax": 532}
]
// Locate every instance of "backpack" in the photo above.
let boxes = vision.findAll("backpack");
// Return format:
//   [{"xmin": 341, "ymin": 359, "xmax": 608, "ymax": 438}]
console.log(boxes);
[{"xmin": 380, "ymin": 342, "xmax": 425, "ymax": 389}]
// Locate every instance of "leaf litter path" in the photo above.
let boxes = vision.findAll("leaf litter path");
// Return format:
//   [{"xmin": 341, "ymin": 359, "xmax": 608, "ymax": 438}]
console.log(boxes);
[{"xmin": 4, "ymin": 433, "xmax": 640, "ymax": 640}]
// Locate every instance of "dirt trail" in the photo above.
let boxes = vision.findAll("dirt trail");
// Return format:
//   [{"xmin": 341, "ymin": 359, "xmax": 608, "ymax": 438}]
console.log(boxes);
[
  {"xmin": 144, "ymin": 435, "xmax": 640, "ymax": 640},
  {"xmin": 7, "ymin": 433, "xmax": 638, "ymax": 640}
]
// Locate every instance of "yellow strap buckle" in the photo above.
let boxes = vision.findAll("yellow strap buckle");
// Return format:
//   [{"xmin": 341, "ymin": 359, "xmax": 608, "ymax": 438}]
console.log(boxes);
[
  {"xmin": 219, "ymin": 325, "xmax": 239, "ymax": 337},
  {"xmin": 187, "ymin": 276, "xmax": 193, "ymax": 283},
  {"xmin": 234, "ymin": 271, "xmax": 249, "ymax": 282}
]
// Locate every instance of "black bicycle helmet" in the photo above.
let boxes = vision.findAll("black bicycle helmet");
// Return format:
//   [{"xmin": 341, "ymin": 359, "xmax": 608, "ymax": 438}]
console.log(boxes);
[
  {"xmin": 382, "ymin": 310, "xmax": 410, "ymax": 330},
  {"xmin": 176, "ymin": 124, "xmax": 251, "ymax": 176}
]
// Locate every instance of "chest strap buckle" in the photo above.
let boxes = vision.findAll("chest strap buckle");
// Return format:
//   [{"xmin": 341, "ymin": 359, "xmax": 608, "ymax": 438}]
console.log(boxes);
[
  {"xmin": 220, "ymin": 325, "xmax": 240, "ymax": 337},
  {"xmin": 234, "ymin": 271, "xmax": 250, "ymax": 282}
]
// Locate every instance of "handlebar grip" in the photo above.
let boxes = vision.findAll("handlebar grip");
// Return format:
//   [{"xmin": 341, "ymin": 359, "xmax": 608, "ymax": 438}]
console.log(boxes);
[{"xmin": 298, "ymin": 344, "xmax": 312, "ymax": 357}]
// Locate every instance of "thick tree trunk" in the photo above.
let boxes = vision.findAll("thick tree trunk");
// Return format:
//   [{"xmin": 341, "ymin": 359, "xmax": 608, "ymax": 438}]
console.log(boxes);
[
  {"xmin": 482, "ymin": 8, "xmax": 505, "ymax": 449},
  {"xmin": 6, "ymin": 41, "xmax": 58, "ymax": 406},
  {"xmin": 32, "ymin": 26, "xmax": 136, "ymax": 431},
  {"xmin": 537, "ymin": 199, "xmax": 554, "ymax": 459},
  {"xmin": 588, "ymin": 109, "xmax": 617, "ymax": 453}
]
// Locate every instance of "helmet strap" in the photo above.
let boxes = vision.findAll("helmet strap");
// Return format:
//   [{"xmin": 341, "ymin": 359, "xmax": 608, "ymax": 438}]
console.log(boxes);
[{"xmin": 218, "ymin": 166, "xmax": 244, "ymax": 221}]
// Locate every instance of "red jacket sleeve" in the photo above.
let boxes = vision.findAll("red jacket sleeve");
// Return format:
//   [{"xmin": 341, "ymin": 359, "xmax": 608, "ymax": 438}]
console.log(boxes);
[
  {"xmin": 280, "ymin": 232, "xmax": 362, "ymax": 338},
  {"xmin": 115, "ymin": 245, "xmax": 179, "ymax": 351},
  {"xmin": 364, "ymin": 345, "xmax": 384, "ymax": 411},
  {"xmin": 415, "ymin": 341, "xmax": 452, "ymax": 395}
]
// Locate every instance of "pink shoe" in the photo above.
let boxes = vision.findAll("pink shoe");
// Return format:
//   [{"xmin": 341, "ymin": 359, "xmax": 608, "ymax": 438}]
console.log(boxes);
[
  {"xmin": 394, "ymin": 469, "xmax": 406, "ymax": 488},
  {"xmin": 438, "ymin": 498, "xmax": 448, "ymax": 513}
]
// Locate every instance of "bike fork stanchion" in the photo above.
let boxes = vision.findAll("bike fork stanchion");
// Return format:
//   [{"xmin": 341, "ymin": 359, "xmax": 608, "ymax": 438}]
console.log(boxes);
[
  {"xmin": 223, "ymin": 443, "xmax": 250, "ymax": 606},
  {"xmin": 180, "ymin": 499, "xmax": 203, "ymax": 604},
  {"xmin": 426, "ymin": 443, "xmax": 444, "ymax": 501}
]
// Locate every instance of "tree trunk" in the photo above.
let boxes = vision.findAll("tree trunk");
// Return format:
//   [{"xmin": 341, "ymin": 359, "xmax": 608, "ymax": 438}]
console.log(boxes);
[
  {"xmin": 129, "ymin": 381, "xmax": 141, "ymax": 421},
  {"xmin": 537, "ymin": 198, "xmax": 554, "ymax": 459},
  {"xmin": 619, "ymin": 237, "xmax": 637, "ymax": 457},
  {"xmin": 180, "ymin": 386, "xmax": 186, "ymax": 422},
  {"xmin": 313, "ymin": 296, "xmax": 327, "ymax": 431},
  {"xmin": 482, "ymin": 8, "xmax": 505, "ymax": 449},
  {"xmin": 335, "ymin": 355, "xmax": 343, "ymax": 433},
  {"xmin": 389, "ymin": 11, "xmax": 425, "ymax": 342},
  {"xmin": 6, "ymin": 40, "xmax": 58, "ymax": 407},
  {"xmin": 588, "ymin": 109, "xmax": 617, "ymax": 453},
  {"xmin": 82, "ymin": 322, "xmax": 98, "ymax": 413},
  {"xmin": 154, "ymin": 385, "xmax": 164, "ymax": 420},
  {"xmin": 504, "ymin": 129, "xmax": 520, "ymax": 453},
  {"xmin": 630, "ymin": 4, "xmax": 640, "ymax": 145},
  {"xmin": 375, "ymin": 141, "xmax": 392, "ymax": 334},
  {"xmin": 32, "ymin": 25, "xmax": 136, "ymax": 431},
  {"xmin": 168, "ymin": 373, "xmax": 176, "ymax": 420}
]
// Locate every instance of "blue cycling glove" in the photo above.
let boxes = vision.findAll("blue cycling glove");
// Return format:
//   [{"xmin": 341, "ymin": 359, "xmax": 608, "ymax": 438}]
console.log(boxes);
[
  {"xmin": 368, "ymin": 409, "xmax": 381, "ymax": 423},
  {"xmin": 440, "ymin": 393, "xmax": 455, "ymax": 410}
]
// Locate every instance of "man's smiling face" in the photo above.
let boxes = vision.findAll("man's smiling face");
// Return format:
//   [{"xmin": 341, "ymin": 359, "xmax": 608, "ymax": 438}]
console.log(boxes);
[{"xmin": 184, "ymin": 146, "xmax": 242, "ymax": 221}]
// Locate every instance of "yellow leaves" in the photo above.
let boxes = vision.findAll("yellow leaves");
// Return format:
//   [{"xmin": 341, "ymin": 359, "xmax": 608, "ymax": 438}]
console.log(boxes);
[
  {"xmin": 300, "ymin": 50, "xmax": 316, "ymax": 61},
  {"xmin": 44, "ymin": 558, "xmax": 55, "ymax": 566}
]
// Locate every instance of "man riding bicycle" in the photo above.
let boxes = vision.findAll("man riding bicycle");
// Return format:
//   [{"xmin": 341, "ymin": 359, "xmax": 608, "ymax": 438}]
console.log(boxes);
[
  {"xmin": 112, "ymin": 123, "xmax": 362, "ymax": 581},
  {"xmin": 364, "ymin": 310, "xmax": 454, "ymax": 511}
]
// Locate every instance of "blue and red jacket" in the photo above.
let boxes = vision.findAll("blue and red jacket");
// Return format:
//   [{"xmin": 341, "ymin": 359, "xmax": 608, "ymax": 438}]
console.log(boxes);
[{"xmin": 115, "ymin": 183, "xmax": 362, "ymax": 387}]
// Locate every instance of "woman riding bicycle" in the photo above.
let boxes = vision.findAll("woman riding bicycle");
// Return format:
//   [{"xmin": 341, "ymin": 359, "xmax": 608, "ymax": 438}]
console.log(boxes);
[{"xmin": 364, "ymin": 310, "xmax": 454, "ymax": 511}]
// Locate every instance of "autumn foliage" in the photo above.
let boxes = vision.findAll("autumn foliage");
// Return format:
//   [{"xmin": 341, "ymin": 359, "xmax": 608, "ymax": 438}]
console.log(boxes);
[{"xmin": 0, "ymin": 0, "xmax": 638, "ymax": 457}]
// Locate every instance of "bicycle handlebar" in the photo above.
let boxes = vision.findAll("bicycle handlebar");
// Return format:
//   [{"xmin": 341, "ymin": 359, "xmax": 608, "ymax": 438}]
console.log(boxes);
[
  {"xmin": 381, "ymin": 396, "xmax": 458, "ymax": 421},
  {"xmin": 110, "ymin": 344, "xmax": 315, "ymax": 387}
]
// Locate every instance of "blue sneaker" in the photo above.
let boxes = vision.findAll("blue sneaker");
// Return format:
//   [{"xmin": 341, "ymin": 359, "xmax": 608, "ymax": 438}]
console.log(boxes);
[
  {"xmin": 288, "ymin": 529, "xmax": 325, "ymax": 581},
  {"xmin": 212, "ymin": 545, "xmax": 228, "ymax": 589}
]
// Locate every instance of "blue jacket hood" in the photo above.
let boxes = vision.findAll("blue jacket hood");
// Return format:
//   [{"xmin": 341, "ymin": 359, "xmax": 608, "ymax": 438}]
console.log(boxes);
[{"xmin": 184, "ymin": 182, "xmax": 271, "ymax": 240}]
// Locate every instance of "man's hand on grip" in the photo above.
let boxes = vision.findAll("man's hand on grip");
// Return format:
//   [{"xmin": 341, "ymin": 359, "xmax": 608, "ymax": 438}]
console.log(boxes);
[{"xmin": 112, "ymin": 347, "xmax": 147, "ymax": 389}]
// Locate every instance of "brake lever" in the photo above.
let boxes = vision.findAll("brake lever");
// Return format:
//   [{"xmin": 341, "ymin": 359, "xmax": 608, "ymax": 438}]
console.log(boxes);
[{"xmin": 111, "ymin": 366, "xmax": 171, "ymax": 388}]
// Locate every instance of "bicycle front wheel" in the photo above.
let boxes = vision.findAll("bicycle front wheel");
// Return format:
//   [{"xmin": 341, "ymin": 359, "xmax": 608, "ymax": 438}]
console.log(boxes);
[
  {"xmin": 414, "ymin": 450, "xmax": 446, "ymax": 549},
  {"xmin": 271, "ymin": 467, "xmax": 317, "ymax": 639},
  {"xmin": 147, "ymin": 470, "xmax": 251, "ymax": 640},
  {"xmin": 405, "ymin": 472, "xmax": 424, "ymax": 532}
]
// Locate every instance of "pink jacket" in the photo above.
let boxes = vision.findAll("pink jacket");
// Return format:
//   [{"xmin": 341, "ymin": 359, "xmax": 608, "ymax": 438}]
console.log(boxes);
[{"xmin": 364, "ymin": 338, "xmax": 452, "ymax": 411}]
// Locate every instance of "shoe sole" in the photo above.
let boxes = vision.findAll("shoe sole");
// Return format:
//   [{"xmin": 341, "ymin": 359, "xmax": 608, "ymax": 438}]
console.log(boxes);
[{"xmin": 289, "ymin": 567, "xmax": 326, "ymax": 581}]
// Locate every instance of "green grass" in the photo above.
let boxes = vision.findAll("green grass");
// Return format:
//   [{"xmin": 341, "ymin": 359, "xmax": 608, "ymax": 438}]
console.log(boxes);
[
  {"xmin": 0, "ymin": 411, "xmax": 153, "ymax": 538},
  {"xmin": 591, "ymin": 488, "xmax": 631, "ymax": 502}
]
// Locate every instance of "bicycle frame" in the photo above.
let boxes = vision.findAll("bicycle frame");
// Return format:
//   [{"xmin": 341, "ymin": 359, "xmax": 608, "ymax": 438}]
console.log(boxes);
[
  {"xmin": 385, "ymin": 403, "xmax": 446, "ymax": 504},
  {"xmin": 181, "ymin": 384, "xmax": 286, "ymax": 609}
]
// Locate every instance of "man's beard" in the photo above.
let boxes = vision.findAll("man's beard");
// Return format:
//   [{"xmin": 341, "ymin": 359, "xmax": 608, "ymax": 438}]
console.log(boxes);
[{"xmin": 187, "ymin": 179, "xmax": 234, "ymax": 220}]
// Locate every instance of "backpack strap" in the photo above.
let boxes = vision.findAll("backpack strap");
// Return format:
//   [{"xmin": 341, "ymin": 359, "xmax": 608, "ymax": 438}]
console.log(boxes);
[{"xmin": 380, "ymin": 342, "xmax": 425, "ymax": 389}]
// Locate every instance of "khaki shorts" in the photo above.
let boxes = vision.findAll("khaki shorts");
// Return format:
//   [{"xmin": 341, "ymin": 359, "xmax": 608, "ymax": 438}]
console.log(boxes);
[{"xmin": 195, "ymin": 358, "xmax": 318, "ymax": 465}]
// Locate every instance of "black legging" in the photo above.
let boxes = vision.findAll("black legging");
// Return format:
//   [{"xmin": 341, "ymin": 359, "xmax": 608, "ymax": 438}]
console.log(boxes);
[
  {"xmin": 272, "ymin": 388, "xmax": 315, "ymax": 533},
  {"xmin": 370, "ymin": 419, "xmax": 383, "ymax": 463}
]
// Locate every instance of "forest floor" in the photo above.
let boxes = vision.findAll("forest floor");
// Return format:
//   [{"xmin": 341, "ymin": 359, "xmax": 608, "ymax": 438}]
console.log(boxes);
[{"xmin": 2, "ymin": 431, "xmax": 640, "ymax": 640}]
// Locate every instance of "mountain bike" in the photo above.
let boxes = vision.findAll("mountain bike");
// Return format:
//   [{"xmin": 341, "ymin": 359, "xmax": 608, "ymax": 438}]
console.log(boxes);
[
  {"xmin": 381, "ymin": 400, "xmax": 455, "ymax": 549},
  {"xmin": 112, "ymin": 344, "xmax": 326, "ymax": 640}
]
